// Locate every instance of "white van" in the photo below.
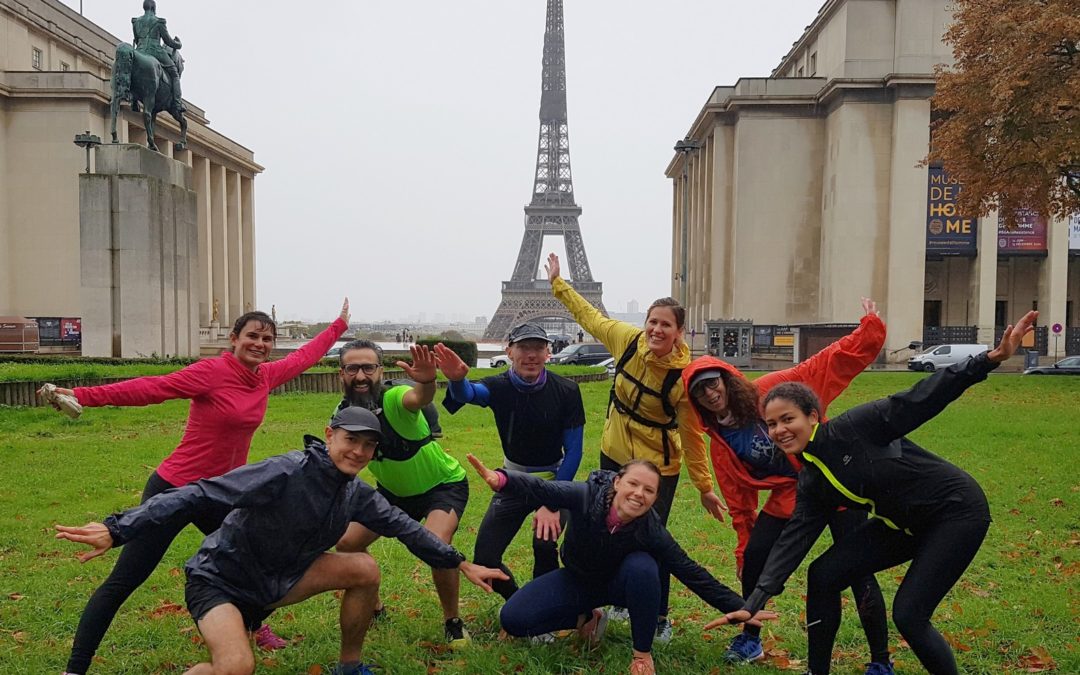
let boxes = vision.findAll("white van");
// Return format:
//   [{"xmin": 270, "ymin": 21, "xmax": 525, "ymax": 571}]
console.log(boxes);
[{"xmin": 907, "ymin": 344, "xmax": 989, "ymax": 372}]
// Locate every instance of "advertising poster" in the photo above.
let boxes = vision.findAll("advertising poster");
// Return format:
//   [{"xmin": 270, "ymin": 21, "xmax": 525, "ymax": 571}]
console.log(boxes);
[
  {"xmin": 998, "ymin": 208, "xmax": 1048, "ymax": 254},
  {"xmin": 925, "ymin": 167, "xmax": 977, "ymax": 256}
]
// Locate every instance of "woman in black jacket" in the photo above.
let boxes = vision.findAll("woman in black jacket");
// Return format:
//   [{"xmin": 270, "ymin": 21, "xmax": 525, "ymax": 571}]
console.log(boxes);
[
  {"xmin": 706, "ymin": 311, "xmax": 1037, "ymax": 675},
  {"xmin": 467, "ymin": 454, "xmax": 774, "ymax": 675}
]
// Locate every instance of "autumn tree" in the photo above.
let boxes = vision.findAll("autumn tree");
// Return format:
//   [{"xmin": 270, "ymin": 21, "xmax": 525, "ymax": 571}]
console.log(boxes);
[{"xmin": 929, "ymin": 0, "xmax": 1080, "ymax": 228}]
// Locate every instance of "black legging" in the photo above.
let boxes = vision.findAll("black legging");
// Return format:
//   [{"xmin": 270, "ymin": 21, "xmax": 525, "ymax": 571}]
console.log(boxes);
[
  {"xmin": 473, "ymin": 489, "xmax": 568, "ymax": 600},
  {"xmin": 741, "ymin": 509, "xmax": 890, "ymax": 667},
  {"xmin": 805, "ymin": 516, "xmax": 990, "ymax": 675},
  {"xmin": 66, "ymin": 472, "xmax": 230, "ymax": 674},
  {"xmin": 600, "ymin": 453, "xmax": 679, "ymax": 616}
]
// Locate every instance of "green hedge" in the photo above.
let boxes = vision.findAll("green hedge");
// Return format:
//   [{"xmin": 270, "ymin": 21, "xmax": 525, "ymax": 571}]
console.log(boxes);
[
  {"xmin": 0, "ymin": 354, "xmax": 198, "ymax": 365},
  {"xmin": 416, "ymin": 338, "xmax": 477, "ymax": 367}
]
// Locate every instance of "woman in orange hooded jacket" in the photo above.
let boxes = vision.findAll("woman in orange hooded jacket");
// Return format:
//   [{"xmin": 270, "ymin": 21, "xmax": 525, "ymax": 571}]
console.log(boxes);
[{"xmin": 682, "ymin": 299, "xmax": 893, "ymax": 673}]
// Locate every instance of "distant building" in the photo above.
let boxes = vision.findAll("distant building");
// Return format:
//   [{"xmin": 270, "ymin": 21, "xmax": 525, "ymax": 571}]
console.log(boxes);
[
  {"xmin": 668, "ymin": 0, "xmax": 1078, "ymax": 359},
  {"xmin": 0, "ymin": 0, "xmax": 263, "ymax": 353},
  {"xmin": 627, "ymin": 299, "xmax": 639, "ymax": 314}
]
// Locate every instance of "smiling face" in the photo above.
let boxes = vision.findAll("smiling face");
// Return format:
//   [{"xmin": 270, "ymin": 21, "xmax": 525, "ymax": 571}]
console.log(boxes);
[
  {"xmin": 612, "ymin": 464, "xmax": 661, "ymax": 521},
  {"xmin": 644, "ymin": 306, "xmax": 684, "ymax": 357},
  {"xmin": 507, "ymin": 338, "xmax": 550, "ymax": 381},
  {"xmin": 229, "ymin": 320, "xmax": 276, "ymax": 371},
  {"xmin": 692, "ymin": 374, "xmax": 728, "ymax": 414},
  {"xmin": 324, "ymin": 426, "xmax": 379, "ymax": 475},
  {"xmin": 763, "ymin": 397, "xmax": 819, "ymax": 455},
  {"xmin": 339, "ymin": 347, "xmax": 383, "ymax": 408}
]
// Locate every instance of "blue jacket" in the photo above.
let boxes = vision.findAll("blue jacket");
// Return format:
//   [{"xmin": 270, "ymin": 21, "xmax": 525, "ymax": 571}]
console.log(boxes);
[{"xmin": 105, "ymin": 436, "xmax": 466, "ymax": 608}]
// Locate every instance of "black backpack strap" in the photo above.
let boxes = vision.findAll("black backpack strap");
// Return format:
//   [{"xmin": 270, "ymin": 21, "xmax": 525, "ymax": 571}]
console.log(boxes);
[
  {"xmin": 608, "ymin": 335, "xmax": 641, "ymax": 419},
  {"xmin": 372, "ymin": 407, "xmax": 432, "ymax": 462},
  {"xmin": 606, "ymin": 334, "xmax": 684, "ymax": 467}
]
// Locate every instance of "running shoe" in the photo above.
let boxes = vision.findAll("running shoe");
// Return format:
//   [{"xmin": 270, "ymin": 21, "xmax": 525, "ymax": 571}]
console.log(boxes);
[
  {"xmin": 864, "ymin": 662, "xmax": 895, "ymax": 675},
  {"xmin": 607, "ymin": 605, "xmax": 630, "ymax": 622},
  {"xmin": 723, "ymin": 631, "xmax": 764, "ymax": 663},
  {"xmin": 444, "ymin": 617, "xmax": 471, "ymax": 649},
  {"xmin": 654, "ymin": 616, "xmax": 674, "ymax": 645},
  {"xmin": 254, "ymin": 624, "xmax": 287, "ymax": 650},
  {"xmin": 38, "ymin": 383, "xmax": 82, "ymax": 419},
  {"xmin": 331, "ymin": 663, "xmax": 376, "ymax": 675},
  {"xmin": 528, "ymin": 631, "xmax": 557, "ymax": 644}
]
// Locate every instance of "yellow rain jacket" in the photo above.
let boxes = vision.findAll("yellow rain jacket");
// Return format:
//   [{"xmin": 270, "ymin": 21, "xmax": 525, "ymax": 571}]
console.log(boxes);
[{"xmin": 553, "ymin": 278, "xmax": 713, "ymax": 493}]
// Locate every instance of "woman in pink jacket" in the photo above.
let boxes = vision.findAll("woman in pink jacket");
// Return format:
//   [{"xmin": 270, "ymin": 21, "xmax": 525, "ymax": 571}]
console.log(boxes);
[{"xmin": 45, "ymin": 300, "xmax": 350, "ymax": 675}]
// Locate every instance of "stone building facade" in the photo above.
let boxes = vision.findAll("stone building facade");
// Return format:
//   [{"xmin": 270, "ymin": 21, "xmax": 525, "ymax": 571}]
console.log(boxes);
[
  {"xmin": 0, "ymin": 0, "xmax": 262, "ymax": 353},
  {"xmin": 668, "ymin": 0, "xmax": 1080, "ymax": 360}
]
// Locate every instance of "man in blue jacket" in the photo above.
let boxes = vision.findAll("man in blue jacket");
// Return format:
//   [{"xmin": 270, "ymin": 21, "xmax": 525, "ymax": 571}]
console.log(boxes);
[{"xmin": 55, "ymin": 406, "xmax": 506, "ymax": 675}]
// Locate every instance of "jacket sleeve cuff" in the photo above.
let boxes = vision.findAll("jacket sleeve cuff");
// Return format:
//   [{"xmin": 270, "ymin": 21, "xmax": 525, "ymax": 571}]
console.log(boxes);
[
  {"xmin": 744, "ymin": 588, "xmax": 771, "ymax": 615},
  {"xmin": 103, "ymin": 515, "xmax": 127, "ymax": 547}
]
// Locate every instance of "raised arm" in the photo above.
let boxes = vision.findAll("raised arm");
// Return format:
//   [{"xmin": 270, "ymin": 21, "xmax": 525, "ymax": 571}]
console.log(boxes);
[
  {"xmin": 546, "ymin": 253, "xmax": 637, "ymax": 356},
  {"xmin": 754, "ymin": 298, "xmax": 886, "ymax": 413},
  {"xmin": 397, "ymin": 344, "xmax": 438, "ymax": 413},
  {"xmin": 833, "ymin": 310, "xmax": 1035, "ymax": 447},
  {"xmin": 56, "ymin": 455, "xmax": 295, "ymax": 559},
  {"xmin": 437, "ymin": 343, "xmax": 491, "ymax": 413},
  {"xmin": 64, "ymin": 357, "xmax": 217, "ymax": 408},
  {"xmin": 467, "ymin": 453, "xmax": 590, "ymax": 512},
  {"xmin": 262, "ymin": 298, "xmax": 349, "ymax": 388}
]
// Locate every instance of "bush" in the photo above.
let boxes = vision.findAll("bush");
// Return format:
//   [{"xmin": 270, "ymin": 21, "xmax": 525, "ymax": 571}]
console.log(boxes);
[
  {"xmin": 417, "ymin": 337, "xmax": 477, "ymax": 367},
  {"xmin": 0, "ymin": 354, "xmax": 198, "ymax": 366},
  {"xmin": 382, "ymin": 354, "xmax": 412, "ymax": 367}
]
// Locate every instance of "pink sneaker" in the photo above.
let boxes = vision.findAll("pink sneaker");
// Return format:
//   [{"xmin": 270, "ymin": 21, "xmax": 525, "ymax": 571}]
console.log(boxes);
[{"xmin": 254, "ymin": 624, "xmax": 287, "ymax": 650}]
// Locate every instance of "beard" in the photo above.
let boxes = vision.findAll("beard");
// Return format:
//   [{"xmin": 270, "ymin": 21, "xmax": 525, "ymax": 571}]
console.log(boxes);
[{"xmin": 342, "ymin": 376, "xmax": 383, "ymax": 410}]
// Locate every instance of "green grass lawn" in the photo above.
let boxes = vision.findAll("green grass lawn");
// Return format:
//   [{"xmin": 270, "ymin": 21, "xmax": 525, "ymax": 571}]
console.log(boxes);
[{"xmin": 0, "ymin": 373, "xmax": 1077, "ymax": 673}]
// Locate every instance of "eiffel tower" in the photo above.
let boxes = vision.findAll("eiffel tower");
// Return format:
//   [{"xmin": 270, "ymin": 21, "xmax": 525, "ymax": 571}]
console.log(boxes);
[{"xmin": 483, "ymin": 0, "xmax": 605, "ymax": 341}]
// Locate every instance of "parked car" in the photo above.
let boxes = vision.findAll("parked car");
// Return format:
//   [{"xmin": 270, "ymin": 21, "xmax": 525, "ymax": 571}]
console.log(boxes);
[
  {"xmin": 1024, "ymin": 355, "xmax": 1080, "ymax": 375},
  {"xmin": 907, "ymin": 343, "xmax": 988, "ymax": 372},
  {"xmin": 324, "ymin": 346, "xmax": 342, "ymax": 359},
  {"xmin": 549, "ymin": 342, "xmax": 612, "ymax": 365},
  {"xmin": 489, "ymin": 354, "xmax": 510, "ymax": 368},
  {"xmin": 598, "ymin": 356, "xmax": 616, "ymax": 377}
]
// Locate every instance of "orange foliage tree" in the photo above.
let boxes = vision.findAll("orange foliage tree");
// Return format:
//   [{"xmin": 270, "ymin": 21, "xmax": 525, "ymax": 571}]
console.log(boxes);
[{"xmin": 929, "ymin": 0, "xmax": 1080, "ymax": 228}]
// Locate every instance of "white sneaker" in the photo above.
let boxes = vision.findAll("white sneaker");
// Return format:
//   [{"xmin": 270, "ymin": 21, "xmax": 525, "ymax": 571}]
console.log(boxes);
[
  {"xmin": 654, "ymin": 617, "xmax": 674, "ymax": 645},
  {"xmin": 39, "ymin": 383, "xmax": 82, "ymax": 419},
  {"xmin": 529, "ymin": 631, "xmax": 557, "ymax": 644},
  {"xmin": 606, "ymin": 606, "xmax": 630, "ymax": 622}
]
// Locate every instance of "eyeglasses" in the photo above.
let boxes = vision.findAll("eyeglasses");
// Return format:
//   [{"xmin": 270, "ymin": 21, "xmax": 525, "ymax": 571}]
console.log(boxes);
[
  {"xmin": 691, "ymin": 377, "xmax": 723, "ymax": 399},
  {"xmin": 342, "ymin": 363, "xmax": 381, "ymax": 376}
]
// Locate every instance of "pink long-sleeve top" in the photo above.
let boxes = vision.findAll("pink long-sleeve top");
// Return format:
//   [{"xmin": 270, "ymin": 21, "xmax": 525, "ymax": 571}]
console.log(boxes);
[{"xmin": 74, "ymin": 319, "xmax": 347, "ymax": 486}]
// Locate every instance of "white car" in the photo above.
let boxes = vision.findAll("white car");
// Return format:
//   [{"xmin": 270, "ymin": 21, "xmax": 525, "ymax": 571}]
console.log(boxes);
[
  {"xmin": 489, "ymin": 354, "xmax": 510, "ymax": 368},
  {"xmin": 598, "ymin": 356, "xmax": 616, "ymax": 377}
]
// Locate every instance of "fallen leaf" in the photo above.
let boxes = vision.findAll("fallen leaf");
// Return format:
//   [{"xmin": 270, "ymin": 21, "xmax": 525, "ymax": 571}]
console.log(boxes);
[
  {"xmin": 8, "ymin": 593, "xmax": 24, "ymax": 601},
  {"xmin": 149, "ymin": 600, "xmax": 186, "ymax": 619},
  {"xmin": 1050, "ymin": 498, "xmax": 1064, "ymax": 507},
  {"xmin": 1017, "ymin": 645, "xmax": 1057, "ymax": 672},
  {"xmin": 306, "ymin": 665, "xmax": 323, "ymax": 675}
]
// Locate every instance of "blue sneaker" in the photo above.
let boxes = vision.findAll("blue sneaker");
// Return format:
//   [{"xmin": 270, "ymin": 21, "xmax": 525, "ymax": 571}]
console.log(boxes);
[
  {"xmin": 864, "ymin": 662, "xmax": 895, "ymax": 675},
  {"xmin": 331, "ymin": 663, "xmax": 376, "ymax": 675},
  {"xmin": 723, "ymin": 631, "xmax": 764, "ymax": 663}
]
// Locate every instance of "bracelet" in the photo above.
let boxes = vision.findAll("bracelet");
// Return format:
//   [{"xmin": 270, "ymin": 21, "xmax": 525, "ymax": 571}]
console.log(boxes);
[{"xmin": 414, "ymin": 378, "xmax": 436, "ymax": 385}]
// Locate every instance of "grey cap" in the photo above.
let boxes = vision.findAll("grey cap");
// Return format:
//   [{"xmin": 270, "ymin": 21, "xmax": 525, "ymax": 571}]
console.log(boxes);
[
  {"xmin": 330, "ymin": 406, "xmax": 382, "ymax": 435},
  {"xmin": 688, "ymin": 368, "xmax": 726, "ymax": 393},
  {"xmin": 508, "ymin": 322, "xmax": 552, "ymax": 345}
]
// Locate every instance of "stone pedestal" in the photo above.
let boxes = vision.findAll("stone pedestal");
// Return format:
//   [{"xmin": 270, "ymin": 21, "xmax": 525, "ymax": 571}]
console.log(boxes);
[{"xmin": 80, "ymin": 144, "xmax": 199, "ymax": 357}]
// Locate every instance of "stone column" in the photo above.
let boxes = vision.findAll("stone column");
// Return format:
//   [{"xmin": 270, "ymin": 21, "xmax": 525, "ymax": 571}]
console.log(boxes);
[
  {"xmin": 226, "ymin": 170, "xmax": 244, "ymax": 322},
  {"xmin": 79, "ymin": 144, "xmax": 198, "ymax": 357},
  {"xmin": 971, "ymin": 211, "xmax": 998, "ymax": 345},
  {"xmin": 241, "ymin": 176, "xmax": 256, "ymax": 312},
  {"xmin": 210, "ymin": 163, "xmax": 229, "ymax": 328},
  {"xmin": 1039, "ymin": 215, "xmax": 1069, "ymax": 359},
  {"xmin": 191, "ymin": 155, "xmax": 212, "ymax": 326},
  {"xmin": 884, "ymin": 98, "xmax": 930, "ymax": 360}
]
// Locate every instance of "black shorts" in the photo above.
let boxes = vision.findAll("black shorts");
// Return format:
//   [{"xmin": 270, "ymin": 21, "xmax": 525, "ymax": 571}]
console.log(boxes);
[
  {"xmin": 185, "ymin": 575, "xmax": 271, "ymax": 632},
  {"xmin": 378, "ymin": 478, "xmax": 469, "ymax": 523}
]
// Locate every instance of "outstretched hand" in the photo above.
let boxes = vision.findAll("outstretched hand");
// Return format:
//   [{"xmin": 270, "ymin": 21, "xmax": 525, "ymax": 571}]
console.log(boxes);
[
  {"xmin": 55, "ymin": 523, "xmax": 113, "ymax": 563},
  {"xmin": 398, "ymin": 344, "xmax": 438, "ymax": 383},
  {"xmin": 544, "ymin": 253, "xmax": 561, "ymax": 284},
  {"xmin": 703, "ymin": 608, "xmax": 779, "ymax": 630},
  {"xmin": 533, "ymin": 506, "xmax": 562, "ymax": 542},
  {"xmin": 861, "ymin": 297, "xmax": 879, "ymax": 317},
  {"xmin": 700, "ymin": 490, "xmax": 727, "ymax": 522},
  {"xmin": 458, "ymin": 561, "xmax": 509, "ymax": 593},
  {"xmin": 434, "ymin": 343, "xmax": 469, "ymax": 382},
  {"xmin": 988, "ymin": 310, "xmax": 1038, "ymax": 363},
  {"xmin": 339, "ymin": 297, "xmax": 351, "ymax": 325},
  {"xmin": 466, "ymin": 453, "xmax": 502, "ymax": 491}
]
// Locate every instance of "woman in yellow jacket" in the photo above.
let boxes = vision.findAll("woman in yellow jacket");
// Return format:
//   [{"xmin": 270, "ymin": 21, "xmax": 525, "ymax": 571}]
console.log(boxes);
[{"xmin": 546, "ymin": 253, "xmax": 726, "ymax": 641}]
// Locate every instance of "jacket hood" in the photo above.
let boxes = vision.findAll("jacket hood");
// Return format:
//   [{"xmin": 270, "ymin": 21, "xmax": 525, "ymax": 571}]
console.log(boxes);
[
  {"xmin": 637, "ymin": 333, "xmax": 692, "ymax": 370},
  {"xmin": 681, "ymin": 356, "xmax": 746, "ymax": 428}
]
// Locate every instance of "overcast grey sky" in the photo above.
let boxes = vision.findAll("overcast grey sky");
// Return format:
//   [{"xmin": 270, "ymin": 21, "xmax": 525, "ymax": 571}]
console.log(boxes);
[{"xmin": 64, "ymin": 0, "xmax": 815, "ymax": 323}]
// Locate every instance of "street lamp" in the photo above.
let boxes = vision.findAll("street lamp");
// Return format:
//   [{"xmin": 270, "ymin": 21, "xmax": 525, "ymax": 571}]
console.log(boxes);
[
  {"xmin": 673, "ymin": 136, "xmax": 703, "ymax": 308},
  {"xmin": 73, "ymin": 130, "xmax": 102, "ymax": 174}
]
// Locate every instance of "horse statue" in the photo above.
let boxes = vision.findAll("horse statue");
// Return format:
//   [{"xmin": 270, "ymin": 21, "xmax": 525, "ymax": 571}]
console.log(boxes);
[{"xmin": 109, "ymin": 42, "xmax": 187, "ymax": 153}]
